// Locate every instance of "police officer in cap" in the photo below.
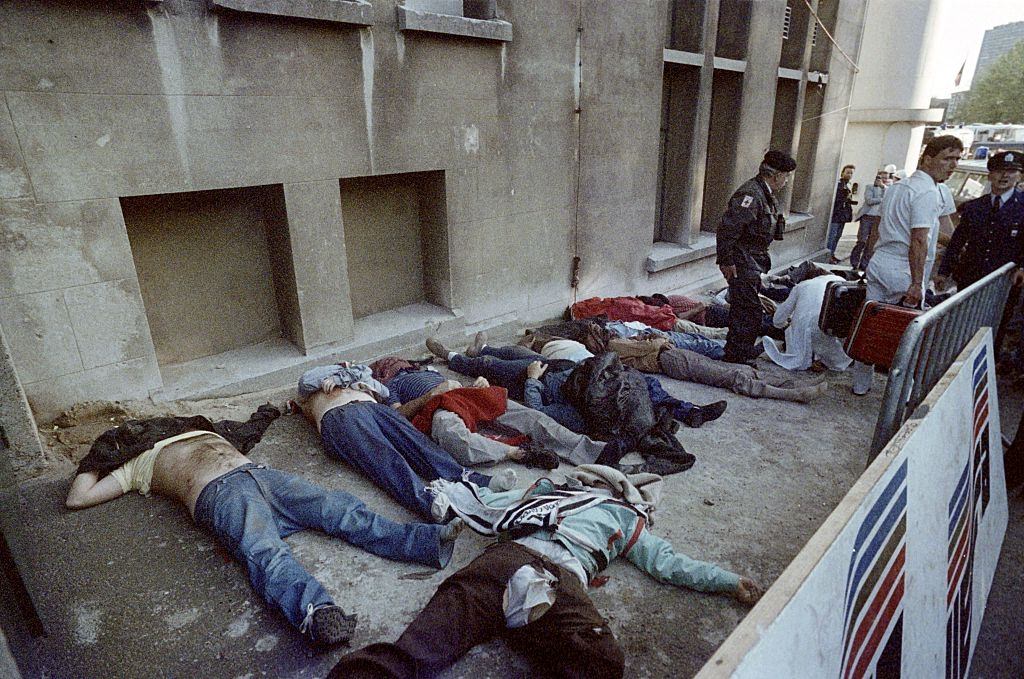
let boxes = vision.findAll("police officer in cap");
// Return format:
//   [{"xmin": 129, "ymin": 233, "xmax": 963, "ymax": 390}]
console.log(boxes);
[
  {"xmin": 716, "ymin": 150, "xmax": 797, "ymax": 365},
  {"xmin": 938, "ymin": 150, "xmax": 1024, "ymax": 359},
  {"xmin": 938, "ymin": 150, "xmax": 1024, "ymax": 291}
]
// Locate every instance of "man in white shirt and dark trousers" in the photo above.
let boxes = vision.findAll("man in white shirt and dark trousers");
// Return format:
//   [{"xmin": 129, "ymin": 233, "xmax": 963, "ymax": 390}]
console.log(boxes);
[{"xmin": 851, "ymin": 135, "xmax": 963, "ymax": 395}]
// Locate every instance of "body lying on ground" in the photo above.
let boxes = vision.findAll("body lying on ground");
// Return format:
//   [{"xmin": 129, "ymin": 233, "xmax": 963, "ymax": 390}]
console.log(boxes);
[
  {"xmin": 296, "ymin": 363, "xmax": 516, "ymax": 521},
  {"xmin": 330, "ymin": 468, "xmax": 763, "ymax": 678},
  {"xmin": 65, "ymin": 406, "xmax": 462, "ymax": 648},
  {"xmin": 526, "ymin": 320, "xmax": 828, "ymax": 403}
]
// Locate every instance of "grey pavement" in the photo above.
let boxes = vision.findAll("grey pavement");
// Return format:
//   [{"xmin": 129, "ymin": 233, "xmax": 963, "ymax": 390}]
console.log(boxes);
[{"xmin": 1, "ymin": 339, "xmax": 1021, "ymax": 678}]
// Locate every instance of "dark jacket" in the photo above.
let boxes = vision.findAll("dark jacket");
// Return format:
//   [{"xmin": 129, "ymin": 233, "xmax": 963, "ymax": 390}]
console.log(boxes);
[
  {"xmin": 939, "ymin": 188, "xmax": 1024, "ymax": 288},
  {"xmin": 831, "ymin": 179, "xmax": 854, "ymax": 224},
  {"xmin": 560, "ymin": 353, "xmax": 694, "ymax": 468},
  {"xmin": 716, "ymin": 176, "xmax": 780, "ymax": 273},
  {"xmin": 77, "ymin": 404, "xmax": 281, "ymax": 478}
]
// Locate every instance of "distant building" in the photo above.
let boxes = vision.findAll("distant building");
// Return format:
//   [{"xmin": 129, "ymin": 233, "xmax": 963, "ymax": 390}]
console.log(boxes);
[{"xmin": 974, "ymin": 20, "xmax": 1024, "ymax": 84}]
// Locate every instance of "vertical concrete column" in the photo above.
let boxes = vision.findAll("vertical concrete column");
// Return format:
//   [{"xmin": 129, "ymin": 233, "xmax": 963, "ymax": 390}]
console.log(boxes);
[
  {"xmin": 0, "ymin": 325, "xmax": 44, "ymax": 480},
  {"xmin": 728, "ymin": 0, "xmax": 787, "ymax": 188},
  {"xmin": 685, "ymin": 0, "xmax": 721, "ymax": 243},
  {"xmin": 783, "ymin": 0, "xmax": 820, "ymax": 213},
  {"xmin": 282, "ymin": 181, "xmax": 355, "ymax": 352},
  {"xmin": 793, "ymin": 0, "xmax": 867, "ymax": 226}
]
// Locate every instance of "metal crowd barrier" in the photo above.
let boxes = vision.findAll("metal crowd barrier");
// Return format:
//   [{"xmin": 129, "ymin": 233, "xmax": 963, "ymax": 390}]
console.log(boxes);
[{"xmin": 867, "ymin": 262, "xmax": 1017, "ymax": 463}]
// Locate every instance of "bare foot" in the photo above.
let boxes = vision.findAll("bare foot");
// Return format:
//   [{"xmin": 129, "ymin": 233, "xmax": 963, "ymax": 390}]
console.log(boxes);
[
  {"xmin": 472, "ymin": 376, "xmax": 490, "ymax": 388},
  {"xmin": 734, "ymin": 577, "xmax": 764, "ymax": 605}
]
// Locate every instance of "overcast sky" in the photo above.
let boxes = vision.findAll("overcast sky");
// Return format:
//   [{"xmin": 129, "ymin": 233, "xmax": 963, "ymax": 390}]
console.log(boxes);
[{"xmin": 930, "ymin": 0, "xmax": 1024, "ymax": 97}]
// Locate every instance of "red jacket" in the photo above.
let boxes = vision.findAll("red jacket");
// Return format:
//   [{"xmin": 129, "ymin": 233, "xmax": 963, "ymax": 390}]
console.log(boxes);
[
  {"xmin": 571, "ymin": 297, "xmax": 677, "ymax": 331},
  {"xmin": 411, "ymin": 386, "xmax": 508, "ymax": 434}
]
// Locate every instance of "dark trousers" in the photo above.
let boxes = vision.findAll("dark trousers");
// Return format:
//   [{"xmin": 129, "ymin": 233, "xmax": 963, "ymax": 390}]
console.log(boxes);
[
  {"xmin": 329, "ymin": 542, "xmax": 625, "ymax": 679},
  {"xmin": 724, "ymin": 271, "xmax": 763, "ymax": 362}
]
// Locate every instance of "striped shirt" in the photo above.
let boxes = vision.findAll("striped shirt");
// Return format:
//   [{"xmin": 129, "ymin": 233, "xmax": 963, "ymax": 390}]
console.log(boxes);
[{"xmin": 386, "ymin": 369, "xmax": 446, "ymax": 405}]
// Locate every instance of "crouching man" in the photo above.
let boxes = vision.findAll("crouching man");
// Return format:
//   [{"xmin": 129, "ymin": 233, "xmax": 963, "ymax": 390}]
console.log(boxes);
[
  {"xmin": 330, "ymin": 470, "xmax": 762, "ymax": 677},
  {"xmin": 66, "ymin": 408, "xmax": 463, "ymax": 648}
]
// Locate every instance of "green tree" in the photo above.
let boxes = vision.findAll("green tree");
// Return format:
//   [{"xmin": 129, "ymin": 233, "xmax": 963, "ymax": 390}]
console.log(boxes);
[{"xmin": 961, "ymin": 40, "xmax": 1024, "ymax": 124}]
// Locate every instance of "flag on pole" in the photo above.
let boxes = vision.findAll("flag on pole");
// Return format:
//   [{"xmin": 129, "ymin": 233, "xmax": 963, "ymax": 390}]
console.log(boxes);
[{"xmin": 954, "ymin": 59, "xmax": 966, "ymax": 87}]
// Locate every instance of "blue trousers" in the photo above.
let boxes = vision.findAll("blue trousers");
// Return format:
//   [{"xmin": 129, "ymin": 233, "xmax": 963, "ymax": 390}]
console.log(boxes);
[
  {"xmin": 449, "ymin": 346, "xmax": 548, "ymax": 400},
  {"xmin": 826, "ymin": 221, "xmax": 845, "ymax": 255},
  {"xmin": 664, "ymin": 331, "xmax": 725, "ymax": 360},
  {"xmin": 193, "ymin": 464, "xmax": 452, "ymax": 629},
  {"xmin": 320, "ymin": 402, "xmax": 490, "ymax": 520}
]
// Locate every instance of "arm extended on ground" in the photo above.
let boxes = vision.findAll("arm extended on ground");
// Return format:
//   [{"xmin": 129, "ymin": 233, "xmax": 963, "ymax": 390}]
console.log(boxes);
[{"xmin": 66, "ymin": 471, "xmax": 126, "ymax": 510}]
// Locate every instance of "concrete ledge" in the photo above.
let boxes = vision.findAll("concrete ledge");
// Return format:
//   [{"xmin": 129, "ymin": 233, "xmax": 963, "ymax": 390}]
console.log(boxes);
[
  {"xmin": 847, "ymin": 107, "xmax": 944, "ymax": 124},
  {"xmin": 646, "ymin": 233, "xmax": 718, "ymax": 273},
  {"xmin": 646, "ymin": 214, "xmax": 814, "ymax": 274},
  {"xmin": 211, "ymin": 0, "xmax": 374, "ymax": 26},
  {"xmin": 152, "ymin": 302, "xmax": 464, "ymax": 401},
  {"xmin": 397, "ymin": 6, "xmax": 512, "ymax": 42},
  {"xmin": 784, "ymin": 211, "xmax": 815, "ymax": 233},
  {"xmin": 664, "ymin": 48, "xmax": 704, "ymax": 67},
  {"xmin": 712, "ymin": 56, "xmax": 746, "ymax": 73}
]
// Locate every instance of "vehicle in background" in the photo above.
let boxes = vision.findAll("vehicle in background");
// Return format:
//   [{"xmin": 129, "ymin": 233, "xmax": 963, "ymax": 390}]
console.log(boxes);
[
  {"xmin": 947, "ymin": 160, "xmax": 989, "ymax": 211},
  {"xmin": 966, "ymin": 123, "xmax": 1024, "ymax": 157},
  {"xmin": 923, "ymin": 126, "xmax": 976, "ymax": 158}
]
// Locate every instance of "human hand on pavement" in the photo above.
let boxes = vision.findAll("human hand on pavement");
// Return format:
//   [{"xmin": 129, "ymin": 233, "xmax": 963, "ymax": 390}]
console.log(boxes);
[
  {"xmin": 719, "ymin": 265, "xmax": 737, "ymax": 281},
  {"xmin": 526, "ymin": 361, "xmax": 548, "ymax": 380},
  {"xmin": 734, "ymin": 577, "xmax": 764, "ymax": 605}
]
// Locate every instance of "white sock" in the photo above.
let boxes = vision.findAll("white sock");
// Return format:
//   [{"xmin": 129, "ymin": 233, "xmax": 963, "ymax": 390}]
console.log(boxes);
[
  {"xmin": 447, "ymin": 351, "xmax": 457, "ymax": 361},
  {"xmin": 489, "ymin": 468, "xmax": 518, "ymax": 492}
]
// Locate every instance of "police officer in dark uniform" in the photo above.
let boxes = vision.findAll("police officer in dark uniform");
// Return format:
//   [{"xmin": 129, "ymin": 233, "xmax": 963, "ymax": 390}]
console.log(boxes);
[
  {"xmin": 716, "ymin": 150, "xmax": 797, "ymax": 365},
  {"xmin": 938, "ymin": 151, "xmax": 1024, "ymax": 290},
  {"xmin": 938, "ymin": 150, "xmax": 1024, "ymax": 360}
]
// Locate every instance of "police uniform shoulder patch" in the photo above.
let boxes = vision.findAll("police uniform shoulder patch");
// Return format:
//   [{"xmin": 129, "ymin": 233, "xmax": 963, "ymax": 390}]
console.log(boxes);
[{"xmin": 740, "ymin": 195, "xmax": 754, "ymax": 208}]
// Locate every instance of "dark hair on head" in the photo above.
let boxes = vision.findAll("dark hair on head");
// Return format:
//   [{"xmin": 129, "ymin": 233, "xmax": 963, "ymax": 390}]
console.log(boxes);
[
  {"xmin": 921, "ymin": 134, "xmax": 963, "ymax": 158},
  {"xmin": 842, "ymin": 164, "xmax": 855, "ymax": 172}
]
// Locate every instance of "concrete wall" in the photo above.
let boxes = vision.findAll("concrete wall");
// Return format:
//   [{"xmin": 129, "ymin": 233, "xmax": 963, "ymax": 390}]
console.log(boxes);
[
  {"xmin": 845, "ymin": 0, "xmax": 945, "ymax": 191},
  {"xmin": 121, "ymin": 186, "xmax": 289, "ymax": 366},
  {"xmin": 0, "ymin": 0, "xmax": 868, "ymax": 467}
]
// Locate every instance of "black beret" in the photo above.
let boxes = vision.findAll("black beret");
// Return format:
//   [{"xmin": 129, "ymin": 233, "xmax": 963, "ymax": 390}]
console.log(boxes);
[
  {"xmin": 763, "ymin": 150, "xmax": 797, "ymax": 172},
  {"xmin": 987, "ymin": 151, "xmax": 1023, "ymax": 172}
]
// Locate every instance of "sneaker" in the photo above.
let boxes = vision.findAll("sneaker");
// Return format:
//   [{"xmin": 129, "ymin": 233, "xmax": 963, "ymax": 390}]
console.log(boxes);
[
  {"xmin": 488, "ymin": 467, "xmax": 518, "ymax": 492},
  {"xmin": 430, "ymin": 491, "xmax": 454, "ymax": 523},
  {"xmin": 300, "ymin": 604, "xmax": 357, "ymax": 648},
  {"xmin": 518, "ymin": 441, "xmax": 560, "ymax": 470},
  {"xmin": 426, "ymin": 337, "xmax": 449, "ymax": 360},
  {"xmin": 465, "ymin": 331, "xmax": 487, "ymax": 358}
]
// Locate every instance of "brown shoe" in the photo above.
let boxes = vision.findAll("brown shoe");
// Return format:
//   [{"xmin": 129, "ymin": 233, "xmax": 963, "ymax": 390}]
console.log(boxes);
[
  {"xmin": 426, "ymin": 337, "xmax": 449, "ymax": 360},
  {"xmin": 465, "ymin": 331, "xmax": 487, "ymax": 358}
]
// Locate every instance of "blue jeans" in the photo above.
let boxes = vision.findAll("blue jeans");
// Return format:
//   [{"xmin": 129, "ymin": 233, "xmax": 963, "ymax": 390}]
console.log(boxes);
[
  {"xmin": 664, "ymin": 331, "xmax": 725, "ymax": 360},
  {"xmin": 449, "ymin": 346, "xmax": 549, "ymax": 400},
  {"xmin": 642, "ymin": 374, "xmax": 695, "ymax": 420},
  {"xmin": 827, "ymin": 221, "xmax": 845, "ymax": 255},
  {"xmin": 193, "ymin": 464, "xmax": 451, "ymax": 629},
  {"xmin": 320, "ymin": 402, "xmax": 490, "ymax": 520}
]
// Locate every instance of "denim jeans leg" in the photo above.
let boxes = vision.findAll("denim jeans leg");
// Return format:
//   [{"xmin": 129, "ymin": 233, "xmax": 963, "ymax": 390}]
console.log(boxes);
[
  {"xmin": 667, "ymin": 331, "xmax": 725, "ymax": 360},
  {"xmin": 827, "ymin": 221, "xmax": 844, "ymax": 255},
  {"xmin": 481, "ymin": 346, "xmax": 547, "ymax": 361},
  {"xmin": 258, "ymin": 467, "xmax": 452, "ymax": 569},
  {"xmin": 642, "ymin": 374, "xmax": 694, "ymax": 417},
  {"xmin": 196, "ymin": 469, "xmax": 333, "ymax": 629},
  {"xmin": 320, "ymin": 403, "xmax": 489, "ymax": 520},
  {"xmin": 449, "ymin": 355, "xmax": 536, "ymax": 399}
]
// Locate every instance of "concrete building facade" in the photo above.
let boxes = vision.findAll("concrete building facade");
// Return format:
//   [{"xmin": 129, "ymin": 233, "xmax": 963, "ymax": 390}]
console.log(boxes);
[
  {"xmin": 0, "ymin": 0, "xmax": 867, "ymax": 475},
  {"xmin": 844, "ymin": 0, "xmax": 945, "ymax": 191}
]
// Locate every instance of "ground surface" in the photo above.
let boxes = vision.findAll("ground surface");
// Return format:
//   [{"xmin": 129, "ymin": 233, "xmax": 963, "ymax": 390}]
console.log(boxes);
[{"xmin": 3, "ymin": 261, "xmax": 1022, "ymax": 677}]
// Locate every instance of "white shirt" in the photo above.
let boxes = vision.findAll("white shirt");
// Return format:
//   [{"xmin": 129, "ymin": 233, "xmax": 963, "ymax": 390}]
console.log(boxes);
[
  {"xmin": 873, "ymin": 170, "xmax": 943, "ymax": 263},
  {"xmin": 540, "ymin": 339, "xmax": 594, "ymax": 363},
  {"xmin": 763, "ymin": 275, "xmax": 853, "ymax": 371}
]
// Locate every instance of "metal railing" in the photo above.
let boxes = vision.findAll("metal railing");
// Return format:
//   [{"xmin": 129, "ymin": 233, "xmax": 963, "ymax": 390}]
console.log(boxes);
[{"xmin": 868, "ymin": 262, "xmax": 1017, "ymax": 462}]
